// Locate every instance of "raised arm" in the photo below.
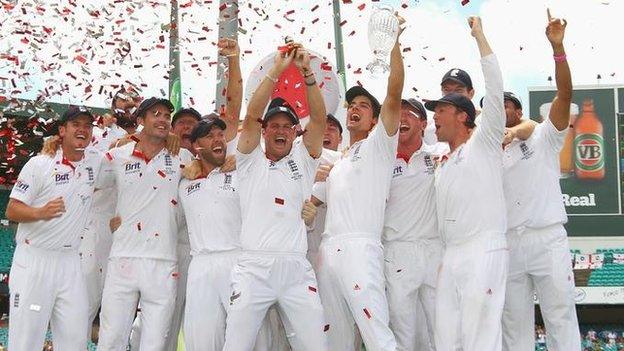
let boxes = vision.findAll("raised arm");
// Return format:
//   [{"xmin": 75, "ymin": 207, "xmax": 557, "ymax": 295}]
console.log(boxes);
[
  {"xmin": 470, "ymin": 16, "xmax": 505, "ymax": 146},
  {"xmin": 295, "ymin": 45, "xmax": 326, "ymax": 158},
  {"xmin": 237, "ymin": 47, "xmax": 295, "ymax": 154},
  {"xmin": 545, "ymin": 9, "xmax": 572, "ymax": 131},
  {"xmin": 379, "ymin": 15, "xmax": 405, "ymax": 137},
  {"xmin": 218, "ymin": 38, "xmax": 243, "ymax": 142}
]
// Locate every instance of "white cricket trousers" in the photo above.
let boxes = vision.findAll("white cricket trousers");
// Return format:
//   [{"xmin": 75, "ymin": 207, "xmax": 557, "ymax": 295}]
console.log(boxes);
[
  {"xmin": 184, "ymin": 250, "xmax": 280, "ymax": 351},
  {"xmin": 317, "ymin": 234, "xmax": 397, "ymax": 351},
  {"xmin": 8, "ymin": 244, "xmax": 88, "ymax": 351},
  {"xmin": 80, "ymin": 214, "xmax": 113, "ymax": 341},
  {"xmin": 502, "ymin": 224, "xmax": 581, "ymax": 351},
  {"xmin": 97, "ymin": 257, "xmax": 177, "ymax": 351},
  {"xmin": 223, "ymin": 251, "xmax": 328, "ymax": 351},
  {"xmin": 384, "ymin": 240, "xmax": 441, "ymax": 351},
  {"xmin": 435, "ymin": 234, "xmax": 508, "ymax": 351}
]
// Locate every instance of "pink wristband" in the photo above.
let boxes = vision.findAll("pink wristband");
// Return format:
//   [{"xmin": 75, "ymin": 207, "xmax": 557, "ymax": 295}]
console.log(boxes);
[{"xmin": 553, "ymin": 54, "xmax": 567, "ymax": 63}]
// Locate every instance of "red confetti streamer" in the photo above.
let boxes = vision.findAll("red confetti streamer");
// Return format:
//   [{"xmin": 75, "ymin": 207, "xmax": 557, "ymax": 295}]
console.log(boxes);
[
  {"xmin": 137, "ymin": 222, "xmax": 142, "ymax": 231},
  {"xmin": 363, "ymin": 308, "xmax": 372, "ymax": 319},
  {"xmin": 324, "ymin": 324, "xmax": 330, "ymax": 332},
  {"xmin": 157, "ymin": 170, "xmax": 166, "ymax": 178},
  {"xmin": 461, "ymin": 0, "xmax": 470, "ymax": 5},
  {"xmin": 275, "ymin": 197, "xmax": 285, "ymax": 205},
  {"xmin": 358, "ymin": 3, "xmax": 366, "ymax": 10},
  {"xmin": 308, "ymin": 286, "xmax": 317, "ymax": 292},
  {"xmin": 171, "ymin": 199, "xmax": 178, "ymax": 205}
]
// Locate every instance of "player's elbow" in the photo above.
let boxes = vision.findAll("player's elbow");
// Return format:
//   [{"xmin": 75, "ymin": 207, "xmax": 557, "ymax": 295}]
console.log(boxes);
[{"xmin": 5, "ymin": 202, "xmax": 18, "ymax": 222}]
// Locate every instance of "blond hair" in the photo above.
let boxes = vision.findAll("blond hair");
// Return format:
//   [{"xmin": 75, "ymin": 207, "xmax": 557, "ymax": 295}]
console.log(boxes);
[
  {"xmin": 182, "ymin": 159, "xmax": 203, "ymax": 180},
  {"xmin": 40, "ymin": 135, "xmax": 61, "ymax": 157}
]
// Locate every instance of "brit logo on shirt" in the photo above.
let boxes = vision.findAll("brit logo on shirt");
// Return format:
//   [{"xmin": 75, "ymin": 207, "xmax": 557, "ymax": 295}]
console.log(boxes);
[
  {"xmin": 287, "ymin": 160, "xmax": 302, "ymax": 180},
  {"xmin": 14, "ymin": 180, "xmax": 29, "ymax": 193},
  {"xmin": 392, "ymin": 164, "xmax": 404, "ymax": 178},
  {"xmin": 520, "ymin": 142, "xmax": 534, "ymax": 160},
  {"xmin": 125, "ymin": 162, "xmax": 141, "ymax": 174},
  {"xmin": 186, "ymin": 182, "xmax": 201, "ymax": 195},
  {"xmin": 55, "ymin": 172, "xmax": 71, "ymax": 185}
]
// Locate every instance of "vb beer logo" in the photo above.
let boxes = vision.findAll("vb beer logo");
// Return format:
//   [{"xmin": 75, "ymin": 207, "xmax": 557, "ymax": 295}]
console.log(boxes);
[{"xmin": 574, "ymin": 133, "xmax": 604, "ymax": 172}]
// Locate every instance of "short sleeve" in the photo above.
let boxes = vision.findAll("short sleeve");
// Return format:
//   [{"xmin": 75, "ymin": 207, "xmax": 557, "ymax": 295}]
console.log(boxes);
[
  {"xmin": 312, "ymin": 181, "xmax": 327, "ymax": 204},
  {"xmin": 10, "ymin": 158, "xmax": 41, "ymax": 205},
  {"xmin": 96, "ymin": 152, "xmax": 116, "ymax": 190},
  {"xmin": 235, "ymin": 144, "xmax": 264, "ymax": 179},
  {"xmin": 368, "ymin": 122, "xmax": 399, "ymax": 162},
  {"xmin": 536, "ymin": 118, "xmax": 568, "ymax": 154}
]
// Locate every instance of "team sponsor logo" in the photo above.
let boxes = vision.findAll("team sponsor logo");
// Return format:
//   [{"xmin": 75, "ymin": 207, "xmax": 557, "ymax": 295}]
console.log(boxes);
[
  {"xmin": 268, "ymin": 160, "xmax": 277, "ymax": 170},
  {"xmin": 164, "ymin": 154, "xmax": 173, "ymax": 167},
  {"xmin": 186, "ymin": 182, "xmax": 201, "ymax": 195},
  {"xmin": 519, "ymin": 142, "xmax": 534, "ymax": 160},
  {"xmin": 55, "ymin": 172, "xmax": 71, "ymax": 185},
  {"xmin": 392, "ymin": 164, "xmax": 404, "ymax": 178},
  {"xmin": 14, "ymin": 180, "xmax": 29, "ymax": 193},
  {"xmin": 287, "ymin": 159, "xmax": 302, "ymax": 180},
  {"xmin": 125, "ymin": 162, "xmax": 141, "ymax": 174}
]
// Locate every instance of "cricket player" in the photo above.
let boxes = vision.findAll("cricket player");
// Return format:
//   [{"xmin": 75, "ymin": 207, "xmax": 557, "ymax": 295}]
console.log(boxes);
[
  {"xmin": 312, "ymin": 15, "xmax": 405, "ymax": 351},
  {"xmin": 222, "ymin": 42, "xmax": 328, "ymax": 351},
  {"xmin": 6, "ymin": 106, "xmax": 100, "ymax": 351},
  {"xmin": 383, "ymin": 98, "xmax": 441, "ymax": 351},
  {"xmin": 502, "ymin": 11, "xmax": 581, "ymax": 351},
  {"xmin": 95, "ymin": 97, "xmax": 193, "ymax": 351},
  {"xmin": 79, "ymin": 86, "xmax": 142, "ymax": 342},
  {"xmin": 306, "ymin": 114, "xmax": 343, "ymax": 271},
  {"xmin": 425, "ymin": 17, "xmax": 507, "ymax": 351}
]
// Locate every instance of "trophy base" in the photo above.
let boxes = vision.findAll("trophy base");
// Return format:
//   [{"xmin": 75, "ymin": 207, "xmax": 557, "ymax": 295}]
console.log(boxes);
[{"xmin": 366, "ymin": 59, "xmax": 390, "ymax": 78}]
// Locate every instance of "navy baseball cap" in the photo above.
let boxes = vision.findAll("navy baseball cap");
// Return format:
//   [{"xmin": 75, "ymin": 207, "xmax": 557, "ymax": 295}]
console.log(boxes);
[
  {"xmin": 345, "ymin": 86, "xmax": 381, "ymax": 118},
  {"xmin": 172, "ymin": 107, "xmax": 202, "ymax": 126},
  {"xmin": 263, "ymin": 97, "xmax": 299, "ymax": 126},
  {"xmin": 60, "ymin": 106, "xmax": 95, "ymax": 124},
  {"xmin": 479, "ymin": 91, "xmax": 522, "ymax": 109},
  {"xmin": 401, "ymin": 98, "xmax": 427, "ymax": 120},
  {"xmin": 133, "ymin": 97, "xmax": 174, "ymax": 119},
  {"xmin": 190, "ymin": 118, "xmax": 227, "ymax": 142},
  {"xmin": 424, "ymin": 93, "xmax": 476, "ymax": 123},
  {"xmin": 441, "ymin": 68, "xmax": 473, "ymax": 90},
  {"xmin": 326, "ymin": 114, "xmax": 343, "ymax": 134}
]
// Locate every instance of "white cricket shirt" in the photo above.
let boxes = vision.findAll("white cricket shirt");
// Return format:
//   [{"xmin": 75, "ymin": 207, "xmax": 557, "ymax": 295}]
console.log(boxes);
[
  {"xmin": 10, "ymin": 149, "xmax": 102, "ymax": 251},
  {"xmin": 503, "ymin": 118, "xmax": 568, "ymax": 230},
  {"xmin": 307, "ymin": 148, "xmax": 342, "ymax": 254},
  {"xmin": 434, "ymin": 54, "xmax": 507, "ymax": 247},
  {"xmin": 96, "ymin": 142, "xmax": 192, "ymax": 261},
  {"xmin": 236, "ymin": 141, "xmax": 319, "ymax": 254},
  {"xmin": 383, "ymin": 143, "xmax": 440, "ymax": 243},
  {"xmin": 321, "ymin": 122, "xmax": 399, "ymax": 240}
]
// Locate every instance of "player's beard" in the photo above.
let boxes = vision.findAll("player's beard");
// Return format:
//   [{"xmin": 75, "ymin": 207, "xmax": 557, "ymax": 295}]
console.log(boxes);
[{"xmin": 199, "ymin": 148, "xmax": 225, "ymax": 168}]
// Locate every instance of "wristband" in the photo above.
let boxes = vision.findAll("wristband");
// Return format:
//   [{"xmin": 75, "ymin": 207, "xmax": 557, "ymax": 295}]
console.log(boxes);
[
  {"xmin": 553, "ymin": 54, "xmax": 567, "ymax": 63},
  {"xmin": 265, "ymin": 74, "xmax": 278, "ymax": 83}
]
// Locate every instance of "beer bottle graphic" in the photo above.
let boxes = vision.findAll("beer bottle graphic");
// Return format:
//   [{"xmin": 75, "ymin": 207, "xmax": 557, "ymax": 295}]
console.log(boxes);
[{"xmin": 574, "ymin": 99, "xmax": 605, "ymax": 180}]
